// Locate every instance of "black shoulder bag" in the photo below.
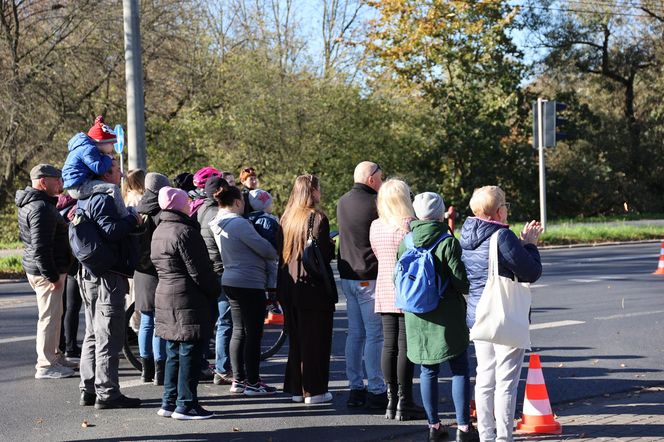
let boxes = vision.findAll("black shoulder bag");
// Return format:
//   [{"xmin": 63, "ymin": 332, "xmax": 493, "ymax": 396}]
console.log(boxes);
[{"xmin": 301, "ymin": 213, "xmax": 336, "ymax": 298}]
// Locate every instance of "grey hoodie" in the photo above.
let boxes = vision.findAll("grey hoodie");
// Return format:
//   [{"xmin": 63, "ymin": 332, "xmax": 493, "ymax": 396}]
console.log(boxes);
[{"xmin": 210, "ymin": 209, "xmax": 278, "ymax": 290}]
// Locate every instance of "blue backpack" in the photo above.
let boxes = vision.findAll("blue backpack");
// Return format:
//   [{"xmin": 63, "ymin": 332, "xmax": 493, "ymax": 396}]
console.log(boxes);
[{"xmin": 394, "ymin": 232, "xmax": 451, "ymax": 314}]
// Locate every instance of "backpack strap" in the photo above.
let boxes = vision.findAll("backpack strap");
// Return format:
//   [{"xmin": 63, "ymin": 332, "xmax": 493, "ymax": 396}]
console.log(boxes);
[{"xmin": 403, "ymin": 232, "xmax": 414, "ymax": 249}]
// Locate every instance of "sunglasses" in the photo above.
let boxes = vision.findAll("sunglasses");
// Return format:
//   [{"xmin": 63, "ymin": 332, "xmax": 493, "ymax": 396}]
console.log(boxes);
[
  {"xmin": 370, "ymin": 163, "xmax": 381, "ymax": 177},
  {"xmin": 243, "ymin": 167, "xmax": 255, "ymax": 174}
]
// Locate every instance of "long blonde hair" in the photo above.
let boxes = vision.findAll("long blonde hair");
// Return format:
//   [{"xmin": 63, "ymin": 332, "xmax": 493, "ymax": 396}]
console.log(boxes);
[
  {"xmin": 377, "ymin": 179, "xmax": 416, "ymax": 231},
  {"xmin": 281, "ymin": 174, "xmax": 322, "ymax": 264}
]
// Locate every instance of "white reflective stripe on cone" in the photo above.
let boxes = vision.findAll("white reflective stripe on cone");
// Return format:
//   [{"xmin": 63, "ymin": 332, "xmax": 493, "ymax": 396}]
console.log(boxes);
[
  {"xmin": 523, "ymin": 398, "xmax": 554, "ymax": 417},
  {"xmin": 526, "ymin": 368, "xmax": 546, "ymax": 385}
]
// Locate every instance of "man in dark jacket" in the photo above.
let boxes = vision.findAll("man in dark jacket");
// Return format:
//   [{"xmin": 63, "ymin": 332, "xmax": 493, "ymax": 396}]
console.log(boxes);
[
  {"xmin": 337, "ymin": 161, "xmax": 387, "ymax": 409},
  {"xmin": 198, "ymin": 176, "xmax": 233, "ymax": 385},
  {"xmin": 75, "ymin": 158, "xmax": 144, "ymax": 409},
  {"xmin": 17, "ymin": 164, "xmax": 75, "ymax": 379}
]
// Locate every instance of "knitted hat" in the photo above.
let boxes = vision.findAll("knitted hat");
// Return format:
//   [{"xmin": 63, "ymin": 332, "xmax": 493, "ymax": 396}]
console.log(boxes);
[
  {"xmin": 413, "ymin": 192, "xmax": 446, "ymax": 221},
  {"xmin": 239, "ymin": 167, "xmax": 256, "ymax": 183},
  {"xmin": 144, "ymin": 172, "xmax": 170, "ymax": 194},
  {"xmin": 204, "ymin": 175, "xmax": 226, "ymax": 198},
  {"xmin": 193, "ymin": 166, "xmax": 221, "ymax": 188},
  {"xmin": 158, "ymin": 186, "xmax": 189, "ymax": 213},
  {"xmin": 173, "ymin": 172, "xmax": 195, "ymax": 192},
  {"xmin": 248, "ymin": 189, "xmax": 272, "ymax": 212},
  {"xmin": 87, "ymin": 115, "xmax": 116, "ymax": 143}
]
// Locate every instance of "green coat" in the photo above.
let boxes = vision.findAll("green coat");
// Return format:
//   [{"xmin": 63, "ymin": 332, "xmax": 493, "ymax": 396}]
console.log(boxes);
[{"xmin": 398, "ymin": 220, "xmax": 470, "ymax": 365}]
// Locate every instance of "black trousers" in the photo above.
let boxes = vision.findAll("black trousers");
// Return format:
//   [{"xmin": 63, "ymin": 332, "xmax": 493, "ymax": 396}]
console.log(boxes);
[
  {"xmin": 224, "ymin": 286, "xmax": 265, "ymax": 385},
  {"xmin": 381, "ymin": 313, "xmax": 414, "ymax": 388},
  {"xmin": 59, "ymin": 274, "xmax": 83, "ymax": 353},
  {"xmin": 283, "ymin": 306, "xmax": 333, "ymax": 397}
]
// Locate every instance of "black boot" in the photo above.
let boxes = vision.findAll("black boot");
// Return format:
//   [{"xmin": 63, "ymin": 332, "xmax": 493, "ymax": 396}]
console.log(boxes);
[
  {"xmin": 154, "ymin": 359, "xmax": 165, "ymax": 386},
  {"xmin": 385, "ymin": 383, "xmax": 397, "ymax": 419},
  {"xmin": 141, "ymin": 357, "xmax": 154, "ymax": 383},
  {"xmin": 396, "ymin": 383, "xmax": 426, "ymax": 421}
]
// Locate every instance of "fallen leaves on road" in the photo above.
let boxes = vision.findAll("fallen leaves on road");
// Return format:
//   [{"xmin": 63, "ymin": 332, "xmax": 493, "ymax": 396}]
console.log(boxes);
[
  {"xmin": 232, "ymin": 427, "xmax": 241, "ymax": 432},
  {"xmin": 557, "ymin": 363, "xmax": 564, "ymax": 367},
  {"xmin": 591, "ymin": 359, "xmax": 600, "ymax": 365},
  {"xmin": 35, "ymin": 418, "xmax": 44, "ymax": 425},
  {"xmin": 81, "ymin": 420, "xmax": 89, "ymax": 428},
  {"xmin": 620, "ymin": 363, "xmax": 626, "ymax": 368}
]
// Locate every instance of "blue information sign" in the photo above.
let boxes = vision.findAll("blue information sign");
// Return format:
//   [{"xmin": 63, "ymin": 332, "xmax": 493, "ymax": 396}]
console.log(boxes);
[{"xmin": 114, "ymin": 124, "xmax": 125, "ymax": 154}]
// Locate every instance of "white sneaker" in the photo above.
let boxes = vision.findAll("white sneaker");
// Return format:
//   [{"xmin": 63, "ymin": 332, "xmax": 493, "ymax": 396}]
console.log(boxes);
[
  {"xmin": 35, "ymin": 364, "xmax": 76, "ymax": 379},
  {"xmin": 291, "ymin": 395, "xmax": 304, "ymax": 403},
  {"xmin": 305, "ymin": 392, "xmax": 333, "ymax": 404}
]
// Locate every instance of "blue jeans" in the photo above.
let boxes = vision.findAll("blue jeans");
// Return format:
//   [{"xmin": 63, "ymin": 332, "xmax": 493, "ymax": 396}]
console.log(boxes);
[
  {"xmin": 215, "ymin": 286, "xmax": 232, "ymax": 374},
  {"xmin": 163, "ymin": 340, "xmax": 203, "ymax": 409},
  {"xmin": 420, "ymin": 350, "xmax": 471, "ymax": 426},
  {"xmin": 341, "ymin": 279, "xmax": 386, "ymax": 394},
  {"xmin": 138, "ymin": 311, "xmax": 166, "ymax": 361}
]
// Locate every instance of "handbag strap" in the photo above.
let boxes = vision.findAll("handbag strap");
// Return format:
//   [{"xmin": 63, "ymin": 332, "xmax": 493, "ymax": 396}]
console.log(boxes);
[
  {"xmin": 488, "ymin": 230, "xmax": 501, "ymax": 278},
  {"xmin": 306, "ymin": 212, "xmax": 316, "ymax": 241}
]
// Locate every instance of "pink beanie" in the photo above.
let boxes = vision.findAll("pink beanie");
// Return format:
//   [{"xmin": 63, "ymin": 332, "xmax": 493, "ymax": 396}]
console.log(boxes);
[{"xmin": 158, "ymin": 186, "xmax": 190, "ymax": 213}]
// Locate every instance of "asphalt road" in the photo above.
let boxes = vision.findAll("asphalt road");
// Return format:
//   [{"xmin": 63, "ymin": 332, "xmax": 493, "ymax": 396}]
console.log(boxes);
[{"xmin": 0, "ymin": 243, "xmax": 662, "ymax": 441}]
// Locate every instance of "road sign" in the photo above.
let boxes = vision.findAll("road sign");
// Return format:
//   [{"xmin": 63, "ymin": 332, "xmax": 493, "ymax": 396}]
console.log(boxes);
[{"xmin": 114, "ymin": 124, "xmax": 125, "ymax": 154}]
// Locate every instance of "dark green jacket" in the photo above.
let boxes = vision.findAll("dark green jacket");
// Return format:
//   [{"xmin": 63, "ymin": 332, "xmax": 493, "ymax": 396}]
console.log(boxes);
[{"xmin": 398, "ymin": 220, "xmax": 470, "ymax": 365}]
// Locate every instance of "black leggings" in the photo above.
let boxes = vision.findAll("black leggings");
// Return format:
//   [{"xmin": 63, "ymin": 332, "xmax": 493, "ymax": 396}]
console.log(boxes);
[
  {"xmin": 381, "ymin": 313, "xmax": 414, "ymax": 388},
  {"xmin": 224, "ymin": 286, "xmax": 265, "ymax": 385},
  {"xmin": 60, "ymin": 274, "xmax": 83, "ymax": 353}
]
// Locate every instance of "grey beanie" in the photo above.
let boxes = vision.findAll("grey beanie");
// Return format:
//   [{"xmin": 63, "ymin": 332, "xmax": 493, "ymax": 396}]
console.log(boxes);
[
  {"xmin": 413, "ymin": 192, "xmax": 446, "ymax": 221},
  {"xmin": 145, "ymin": 172, "xmax": 170, "ymax": 194}
]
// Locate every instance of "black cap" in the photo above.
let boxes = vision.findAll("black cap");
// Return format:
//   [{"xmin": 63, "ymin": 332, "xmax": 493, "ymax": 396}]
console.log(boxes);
[
  {"xmin": 173, "ymin": 172, "xmax": 195, "ymax": 192},
  {"xmin": 204, "ymin": 175, "xmax": 228, "ymax": 198},
  {"xmin": 30, "ymin": 164, "xmax": 62, "ymax": 180}
]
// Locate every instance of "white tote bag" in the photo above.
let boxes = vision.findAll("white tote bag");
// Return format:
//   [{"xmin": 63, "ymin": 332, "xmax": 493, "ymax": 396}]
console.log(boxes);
[{"xmin": 469, "ymin": 231, "xmax": 532, "ymax": 349}]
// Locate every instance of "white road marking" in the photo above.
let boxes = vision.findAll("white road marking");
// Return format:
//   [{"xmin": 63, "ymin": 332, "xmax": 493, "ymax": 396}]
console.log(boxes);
[
  {"xmin": 594, "ymin": 310, "xmax": 664, "ymax": 321},
  {"xmin": 0, "ymin": 335, "xmax": 35, "ymax": 344},
  {"xmin": 530, "ymin": 320, "xmax": 585, "ymax": 330},
  {"xmin": 530, "ymin": 284, "xmax": 548, "ymax": 288},
  {"xmin": 569, "ymin": 278, "xmax": 600, "ymax": 283}
]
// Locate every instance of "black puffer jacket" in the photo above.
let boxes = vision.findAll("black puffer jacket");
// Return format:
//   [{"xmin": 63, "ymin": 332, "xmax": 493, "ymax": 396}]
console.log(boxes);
[
  {"xmin": 133, "ymin": 190, "xmax": 162, "ymax": 312},
  {"xmin": 151, "ymin": 210, "xmax": 221, "ymax": 342},
  {"xmin": 197, "ymin": 197, "xmax": 223, "ymax": 276},
  {"xmin": 16, "ymin": 187, "xmax": 72, "ymax": 282}
]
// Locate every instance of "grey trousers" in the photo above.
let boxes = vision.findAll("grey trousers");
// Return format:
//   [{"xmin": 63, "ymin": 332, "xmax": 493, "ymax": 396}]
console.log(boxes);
[{"xmin": 78, "ymin": 269, "xmax": 128, "ymax": 401}]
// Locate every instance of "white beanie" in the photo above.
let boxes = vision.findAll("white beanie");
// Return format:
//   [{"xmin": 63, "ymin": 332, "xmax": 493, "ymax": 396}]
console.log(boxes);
[{"xmin": 413, "ymin": 192, "xmax": 446, "ymax": 221}]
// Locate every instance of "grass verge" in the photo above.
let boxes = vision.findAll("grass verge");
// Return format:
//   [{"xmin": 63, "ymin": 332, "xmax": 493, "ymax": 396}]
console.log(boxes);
[
  {"xmin": 0, "ymin": 255, "xmax": 24, "ymax": 279},
  {"xmin": 510, "ymin": 224, "xmax": 664, "ymax": 246}
]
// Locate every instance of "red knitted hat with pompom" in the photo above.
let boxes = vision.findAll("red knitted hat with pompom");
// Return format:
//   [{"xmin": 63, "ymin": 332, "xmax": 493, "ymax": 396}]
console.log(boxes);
[{"xmin": 87, "ymin": 115, "xmax": 116, "ymax": 143}]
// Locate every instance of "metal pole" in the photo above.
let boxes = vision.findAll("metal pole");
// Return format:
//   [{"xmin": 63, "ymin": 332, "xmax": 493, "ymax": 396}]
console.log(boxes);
[
  {"xmin": 538, "ymin": 97, "xmax": 547, "ymax": 231},
  {"xmin": 122, "ymin": 0, "xmax": 147, "ymax": 170}
]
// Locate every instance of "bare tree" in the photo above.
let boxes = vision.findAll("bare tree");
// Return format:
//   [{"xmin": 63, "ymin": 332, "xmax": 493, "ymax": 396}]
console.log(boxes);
[{"xmin": 320, "ymin": 0, "xmax": 364, "ymax": 80}]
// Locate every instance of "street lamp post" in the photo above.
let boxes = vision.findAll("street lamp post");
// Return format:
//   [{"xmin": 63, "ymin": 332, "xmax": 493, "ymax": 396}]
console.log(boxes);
[{"xmin": 122, "ymin": 0, "xmax": 146, "ymax": 170}]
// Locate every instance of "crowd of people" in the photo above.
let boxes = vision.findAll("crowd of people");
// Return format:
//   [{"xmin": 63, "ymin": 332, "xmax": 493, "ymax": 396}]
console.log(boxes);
[{"xmin": 16, "ymin": 115, "xmax": 543, "ymax": 441}]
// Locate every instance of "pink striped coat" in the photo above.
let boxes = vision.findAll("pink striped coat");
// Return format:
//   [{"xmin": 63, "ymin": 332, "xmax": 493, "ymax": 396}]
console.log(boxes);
[{"xmin": 369, "ymin": 217, "xmax": 414, "ymax": 314}]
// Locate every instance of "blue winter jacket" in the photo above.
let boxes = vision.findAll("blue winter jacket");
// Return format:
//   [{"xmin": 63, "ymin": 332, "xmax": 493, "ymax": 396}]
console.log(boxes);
[
  {"xmin": 460, "ymin": 217, "xmax": 542, "ymax": 329},
  {"xmin": 63, "ymin": 133, "xmax": 113, "ymax": 189}
]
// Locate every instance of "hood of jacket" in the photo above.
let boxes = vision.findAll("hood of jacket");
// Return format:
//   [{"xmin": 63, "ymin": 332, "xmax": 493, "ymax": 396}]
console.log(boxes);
[
  {"xmin": 459, "ymin": 217, "xmax": 508, "ymax": 251},
  {"xmin": 409, "ymin": 220, "xmax": 450, "ymax": 248},
  {"xmin": 159, "ymin": 208, "xmax": 199, "ymax": 227},
  {"xmin": 67, "ymin": 132, "xmax": 96, "ymax": 153},
  {"xmin": 15, "ymin": 187, "xmax": 56, "ymax": 208},
  {"xmin": 209, "ymin": 209, "xmax": 243, "ymax": 236},
  {"xmin": 136, "ymin": 189, "xmax": 161, "ymax": 216}
]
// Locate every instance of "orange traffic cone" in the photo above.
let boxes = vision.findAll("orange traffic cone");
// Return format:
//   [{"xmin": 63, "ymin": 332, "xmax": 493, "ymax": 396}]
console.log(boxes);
[
  {"xmin": 653, "ymin": 241, "xmax": 664, "ymax": 275},
  {"xmin": 516, "ymin": 354, "xmax": 562, "ymax": 435}
]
